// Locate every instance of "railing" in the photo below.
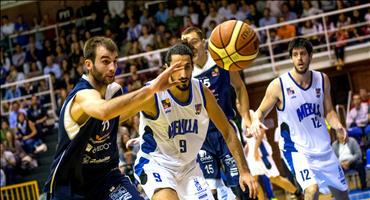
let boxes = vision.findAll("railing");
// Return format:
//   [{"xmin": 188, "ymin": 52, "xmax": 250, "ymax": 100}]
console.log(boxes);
[
  {"xmin": 115, "ymin": 3, "xmax": 370, "ymax": 83},
  {"xmin": 0, "ymin": 180, "xmax": 40, "ymax": 200},
  {"xmin": 0, "ymin": 74, "xmax": 58, "ymax": 119}
]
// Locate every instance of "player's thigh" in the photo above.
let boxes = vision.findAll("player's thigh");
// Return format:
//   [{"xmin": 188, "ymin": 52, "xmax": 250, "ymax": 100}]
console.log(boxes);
[
  {"xmin": 177, "ymin": 165, "xmax": 215, "ymax": 200},
  {"xmin": 152, "ymin": 188, "xmax": 179, "ymax": 200},
  {"xmin": 134, "ymin": 161, "xmax": 176, "ymax": 199},
  {"xmin": 102, "ymin": 171, "xmax": 144, "ymax": 200},
  {"xmin": 282, "ymin": 151, "xmax": 317, "ymax": 191}
]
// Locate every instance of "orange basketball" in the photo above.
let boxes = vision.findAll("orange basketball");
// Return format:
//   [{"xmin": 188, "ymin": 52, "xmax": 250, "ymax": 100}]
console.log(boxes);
[{"xmin": 208, "ymin": 20, "xmax": 259, "ymax": 71}]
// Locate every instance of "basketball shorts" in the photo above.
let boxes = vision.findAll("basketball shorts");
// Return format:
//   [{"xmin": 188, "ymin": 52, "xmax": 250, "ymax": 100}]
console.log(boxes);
[
  {"xmin": 197, "ymin": 120, "xmax": 241, "ymax": 189},
  {"xmin": 134, "ymin": 159, "xmax": 214, "ymax": 200},
  {"xmin": 50, "ymin": 169, "xmax": 143, "ymax": 200},
  {"xmin": 282, "ymin": 150, "xmax": 348, "ymax": 194}
]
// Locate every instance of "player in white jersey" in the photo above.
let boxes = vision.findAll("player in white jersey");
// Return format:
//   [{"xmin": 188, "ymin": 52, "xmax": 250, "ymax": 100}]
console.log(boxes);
[
  {"xmin": 133, "ymin": 42, "xmax": 258, "ymax": 200},
  {"xmin": 244, "ymin": 110, "xmax": 297, "ymax": 200},
  {"xmin": 250, "ymin": 38, "xmax": 349, "ymax": 200}
]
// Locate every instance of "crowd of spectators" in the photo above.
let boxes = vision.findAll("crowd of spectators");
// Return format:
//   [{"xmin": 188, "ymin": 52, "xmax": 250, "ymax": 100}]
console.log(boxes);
[{"xmin": 0, "ymin": 0, "xmax": 369, "ymax": 187}]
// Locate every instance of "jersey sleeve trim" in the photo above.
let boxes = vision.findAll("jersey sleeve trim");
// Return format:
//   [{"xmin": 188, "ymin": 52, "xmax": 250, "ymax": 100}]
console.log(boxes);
[
  {"xmin": 198, "ymin": 80, "xmax": 207, "ymax": 107},
  {"xmin": 277, "ymin": 77, "xmax": 285, "ymax": 111},
  {"xmin": 141, "ymin": 93, "xmax": 160, "ymax": 120}
]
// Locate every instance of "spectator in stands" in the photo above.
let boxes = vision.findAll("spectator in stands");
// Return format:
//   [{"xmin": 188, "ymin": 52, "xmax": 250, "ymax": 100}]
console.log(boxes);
[
  {"xmin": 14, "ymin": 15, "xmax": 29, "ymax": 46},
  {"xmin": 27, "ymin": 95, "xmax": 48, "ymax": 136},
  {"xmin": 12, "ymin": 44, "xmax": 26, "ymax": 72},
  {"xmin": 85, "ymin": 12, "xmax": 103, "ymax": 36},
  {"xmin": 218, "ymin": 0, "xmax": 230, "ymax": 21},
  {"xmin": 54, "ymin": 45, "xmax": 68, "ymax": 66},
  {"xmin": 319, "ymin": 0, "xmax": 337, "ymax": 12},
  {"xmin": 206, "ymin": 20, "xmax": 217, "ymax": 38},
  {"xmin": 197, "ymin": 1, "xmax": 208, "ymax": 25},
  {"xmin": 69, "ymin": 42, "xmax": 82, "ymax": 67},
  {"xmin": 0, "ymin": 169, "xmax": 5, "ymax": 186},
  {"xmin": 166, "ymin": 9, "xmax": 182, "ymax": 35},
  {"xmin": 126, "ymin": 64, "xmax": 144, "ymax": 92},
  {"xmin": 334, "ymin": 25, "xmax": 349, "ymax": 69},
  {"xmin": 15, "ymin": 112, "xmax": 47, "ymax": 154},
  {"xmin": 4, "ymin": 85, "xmax": 22, "ymax": 100},
  {"xmin": 126, "ymin": 19, "xmax": 141, "ymax": 42},
  {"xmin": 300, "ymin": 20, "xmax": 321, "ymax": 46},
  {"xmin": 8, "ymin": 101, "xmax": 27, "ymax": 129},
  {"xmin": 337, "ymin": 13, "xmax": 351, "ymax": 28},
  {"xmin": 226, "ymin": 3, "xmax": 246, "ymax": 21},
  {"xmin": 347, "ymin": 94, "xmax": 368, "ymax": 129},
  {"xmin": 40, "ymin": 13, "xmax": 55, "ymax": 41},
  {"xmin": 43, "ymin": 56, "xmax": 61, "ymax": 79},
  {"xmin": 144, "ymin": 44, "xmax": 162, "ymax": 69},
  {"xmin": 1, "ymin": 15, "xmax": 15, "ymax": 39},
  {"xmin": 6, "ymin": 65, "xmax": 25, "ymax": 84},
  {"xmin": 281, "ymin": 2, "xmax": 298, "ymax": 22},
  {"xmin": 1, "ymin": 119, "xmax": 12, "ymax": 144},
  {"xmin": 301, "ymin": 0, "xmax": 323, "ymax": 18},
  {"xmin": 27, "ymin": 62, "xmax": 42, "ymax": 78},
  {"xmin": 332, "ymin": 132, "xmax": 367, "ymax": 190},
  {"xmin": 288, "ymin": 0, "xmax": 303, "ymax": 18},
  {"xmin": 56, "ymin": 0, "xmax": 73, "ymax": 23},
  {"xmin": 202, "ymin": 6, "xmax": 223, "ymax": 32},
  {"xmin": 25, "ymin": 41, "xmax": 44, "ymax": 73},
  {"xmin": 20, "ymin": 81, "xmax": 36, "ymax": 96},
  {"xmin": 0, "ymin": 142, "xmax": 17, "ymax": 184},
  {"xmin": 259, "ymin": 8, "xmax": 277, "ymax": 42},
  {"xmin": 359, "ymin": 88, "xmax": 370, "ymax": 105},
  {"xmin": 2, "ymin": 119, "xmax": 38, "ymax": 171},
  {"xmin": 155, "ymin": 3, "xmax": 169, "ymax": 24},
  {"xmin": 174, "ymin": 0, "xmax": 188, "ymax": 17},
  {"xmin": 138, "ymin": 24, "xmax": 154, "ymax": 51},
  {"xmin": 277, "ymin": 17, "xmax": 297, "ymax": 40},
  {"xmin": 139, "ymin": 9, "xmax": 150, "ymax": 25},
  {"xmin": 0, "ymin": 47, "xmax": 11, "ymax": 72},
  {"xmin": 187, "ymin": 5, "xmax": 199, "ymax": 26},
  {"xmin": 107, "ymin": 0, "xmax": 124, "ymax": 18},
  {"xmin": 265, "ymin": 1, "xmax": 284, "ymax": 18},
  {"xmin": 42, "ymin": 40, "xmax": 55, "ymax": 58}
]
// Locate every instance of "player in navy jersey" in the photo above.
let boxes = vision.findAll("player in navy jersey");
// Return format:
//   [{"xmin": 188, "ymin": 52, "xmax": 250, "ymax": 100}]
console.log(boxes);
[
  {"xmin": 44, "ymin": 36, "xmax": 184, "ymax": 200},
  {"xmin": 250, "ymin": 38, "xmax": 349, "ymax": 200},
  {"xmin": 181, "ymin": 27, "xmax": 254, "ymax": 200}
]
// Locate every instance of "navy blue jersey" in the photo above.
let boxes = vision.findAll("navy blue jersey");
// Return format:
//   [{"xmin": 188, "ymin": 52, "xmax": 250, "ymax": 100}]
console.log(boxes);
[
  {"xmin": 193, "ymin": 53, "xmax": 236, "ymax": 130},
  {"xmin": 44, "ymin": 75, "xmax": 123, "ymax": 197}
]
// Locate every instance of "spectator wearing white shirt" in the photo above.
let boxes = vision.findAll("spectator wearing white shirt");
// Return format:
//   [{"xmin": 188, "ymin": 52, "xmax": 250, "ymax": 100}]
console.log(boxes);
[
  {"xmin": 138, "ymin": 25, "xmax": 154, "ymax": 51},
  {"xmin": 347, "ymin": 94, "xmax": 368, "ymax": 128},
  {"xmin": 301, "ymin": 0, "xmax": 323, "ymax": 18},
  {"xmin": 1, "ymin": 15, "xmax": 15, "ymax": 39},
  {"xmin": 226, "ymin": 3, "xmax": 246, "ymax": 21},
  {"xmin": 44, "ymin": 55, "xmax": 62, "ymax": 79},
  {"xmin": 218, "ymin": 0, "xmax": 230, "ymax": 21},
  {"xmin": 107, "ymin": 1, "xmax": 124, "ymax": 18},
  {"xmin": 187, "ymin": 5, "xmax": 199, "ymax": 26},
  {"xmin": 174, "ymin": 0, "xmax": 188, "ymax": 17},
  {"xmin": 144, "ymin": 45, "xmax": 162, "ymax": 69},
  {"xmin": 332, "ymin": 133, "xmax": 367, "ymax": 190},
  {"xmin": 11, "ymin": 44, "xmax": 26, "ymax": 72},
  {"xmin": 202, "ymin": 6, "xmax": 223, "ymax": 31}
]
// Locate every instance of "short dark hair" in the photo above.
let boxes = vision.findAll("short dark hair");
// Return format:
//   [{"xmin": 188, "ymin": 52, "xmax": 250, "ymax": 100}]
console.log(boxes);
[
  {"xmin": 83, "ymin": 36, "xmax": 118, "ymax": 63},
  {"xmin": 165, "ymin": 41, "xmax": 194, "ymax": 66},
  {"xmin": 288, "ymin": 37, "xmax": 313, "ymax": 57},
  {"xmin": 182, "ymin": 26, "xmax": 204, "ymax": 39}
]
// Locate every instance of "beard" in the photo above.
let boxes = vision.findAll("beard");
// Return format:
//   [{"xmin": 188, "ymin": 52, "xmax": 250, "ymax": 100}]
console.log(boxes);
[
  {"xmin": 171, "ymin": 76, "xmax": 190, "ymax": 91},
  {"xmin": 91, "ymin": 64, "xmax": 114, "ymax": 85},
  {"xmin": 294, "ymin": 65, "xmax": 309, "ymax": 74}
]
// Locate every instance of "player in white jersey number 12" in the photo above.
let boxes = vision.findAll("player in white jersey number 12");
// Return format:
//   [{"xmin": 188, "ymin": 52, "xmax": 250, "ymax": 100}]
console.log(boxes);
[{"xmin": 250, "ymin": 38, "xmax": 349, "ymax": 200}]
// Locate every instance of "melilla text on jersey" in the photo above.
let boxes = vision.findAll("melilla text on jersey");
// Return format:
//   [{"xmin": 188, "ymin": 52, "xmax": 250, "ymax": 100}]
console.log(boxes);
[
  {"xmin": 168, "ymin": 119, "xmax": 199, "ymax": 139},
  {"xmin": 296, "ymin": 103, "xmax": 321, "ymax": 122}
]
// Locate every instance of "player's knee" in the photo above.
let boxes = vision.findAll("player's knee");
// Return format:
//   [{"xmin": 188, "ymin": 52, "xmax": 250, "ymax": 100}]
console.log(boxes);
[{"xmin": 304, "ymin": 184, "xmax": 318, "ymax": 195}]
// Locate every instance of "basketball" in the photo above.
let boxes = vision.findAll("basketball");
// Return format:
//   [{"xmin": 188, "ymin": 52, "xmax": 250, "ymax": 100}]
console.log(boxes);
[{"xmin": 208, "ymin": 20, "xmax": 259, "ymax": 71}]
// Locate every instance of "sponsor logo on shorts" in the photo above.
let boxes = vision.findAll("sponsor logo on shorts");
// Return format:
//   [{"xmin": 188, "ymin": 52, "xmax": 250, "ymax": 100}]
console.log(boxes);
[
  {"xmin": 109, "ymin": 185, "xmax": 133, "ymax": 200},
  {"xmin": 198, "ymin": 150, "xmax": 213, "ymax": 163}
]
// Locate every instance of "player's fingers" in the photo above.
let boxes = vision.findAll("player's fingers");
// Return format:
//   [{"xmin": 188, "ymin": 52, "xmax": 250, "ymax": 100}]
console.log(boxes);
[
  {"xmin": 240, "ymin": 182, "xmax": 246, "ymax": 192},
  {"xmin": 260, "ymin": 122, "xmax": 268, "ymax": 130}
]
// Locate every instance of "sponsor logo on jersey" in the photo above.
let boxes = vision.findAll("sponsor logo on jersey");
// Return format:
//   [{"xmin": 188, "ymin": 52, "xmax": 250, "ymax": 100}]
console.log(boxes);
[
  {"xmin": 316, "ymin": 88, "xmax": 321, "ymax": 98},
  {"xmin": 161, "ymin": 98, "xmax": 172, "ymax": 113},
  {"xmin": 212, "ymin": 68, "xmax": 219, "ymax": 77},
  {"xmin": 195, "ymin": 104, "xmax": 202, "ymax": 115},
  {"xmin": 286, "ymin": 87, "xmax": 296, "ymax": 98},
  {"xmin": 296, "ymin": 103, "xmax": 321, "ymax": 122},
  {"xmin": 168, "ymin": 119, "xmax": 198, "ymax": 138}
]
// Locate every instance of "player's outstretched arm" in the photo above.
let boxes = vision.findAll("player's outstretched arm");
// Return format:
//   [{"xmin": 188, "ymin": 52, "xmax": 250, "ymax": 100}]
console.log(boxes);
[
  {"xmin": 250, "ymin": 78, "xmax": 280, "ymax": 137},
  {"xmin": 73, "ymin": 62, "xmax": 183, "ymax": 122},
  {"xmin": 203, "ymin": 85, "xmax": 258, "ymax": 199},
  {"xmin": 230, "ymin": 71, "xmax": 252, "ymax": 127},
  {"xmin": 322, "ymin": 73, "xmax": 347, "ymax": 140}
]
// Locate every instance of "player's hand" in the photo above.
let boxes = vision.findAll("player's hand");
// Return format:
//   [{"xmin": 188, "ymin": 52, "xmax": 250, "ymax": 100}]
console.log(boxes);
[
  {"xmin": 239, "ymin": 172, "xmax": 258, "ymax": 199},
  {"xmin": 126, "ymin": 138, "xmax": 140, "ymax": 149},
  {"xmin": 249, "ymin": 119, "xmax": 268, "ymax": 138},
  {"xmin": 336, "ymin": 126, "xmax": 348, "ymax": 143},
  {"xmin": 149, "ymin": 62, "xmax": 184, "ymax": 93}
]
